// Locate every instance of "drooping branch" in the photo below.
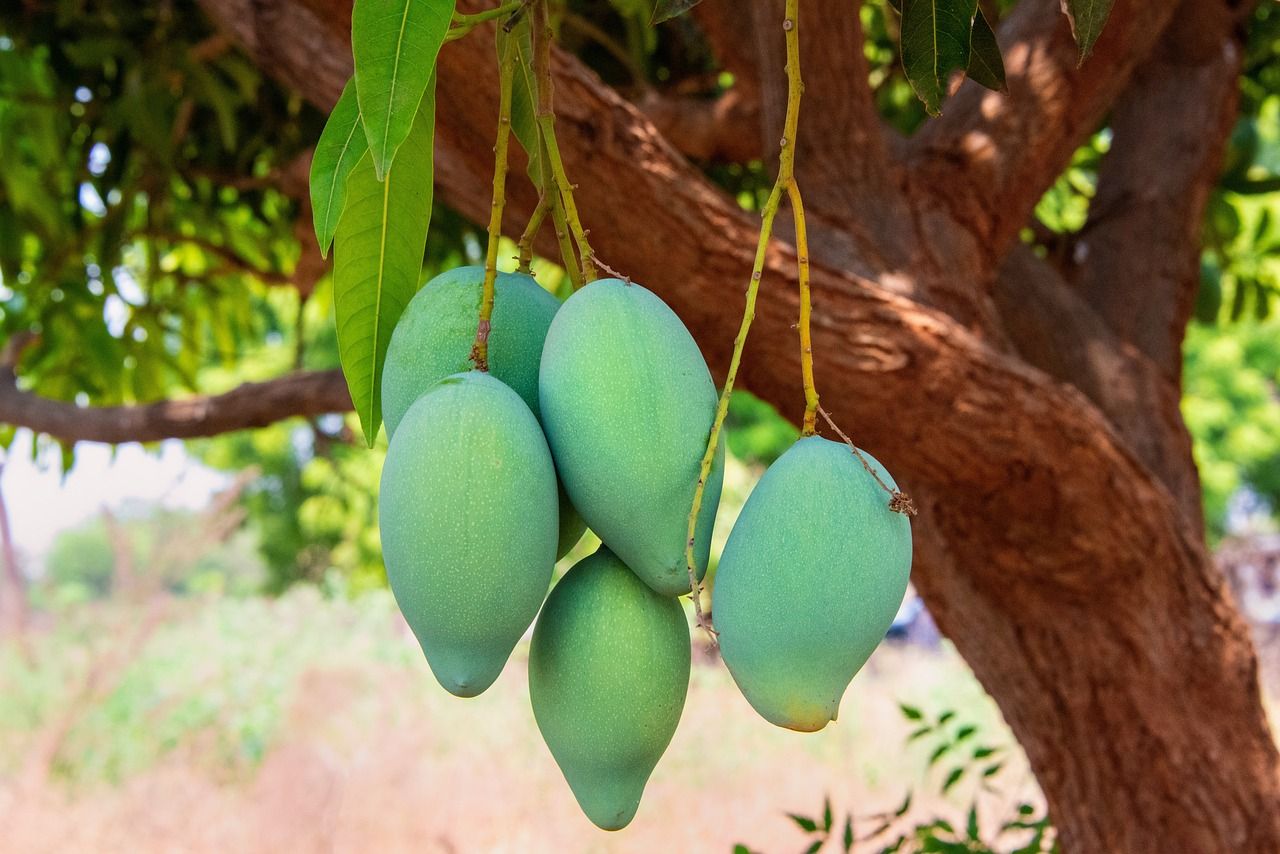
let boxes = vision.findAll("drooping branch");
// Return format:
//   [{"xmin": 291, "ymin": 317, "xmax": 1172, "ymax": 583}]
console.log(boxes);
[
  {"xmin": 0, "ymin": 367, "xmax": 350, "ymax": 443},
  {"xmin": 909, "ymin": 0, "xmax": 1182, "ymax": 259}
]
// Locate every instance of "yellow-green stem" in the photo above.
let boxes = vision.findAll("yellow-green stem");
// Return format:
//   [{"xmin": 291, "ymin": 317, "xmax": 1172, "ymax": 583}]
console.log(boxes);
[
  {"xmin": 684, "ymin": 0, "xmax": 804, "ymax": 638},
  {"xmin": 470, "ymin": 32, "xmax": 517, "ymax": 372},
  {"xmin": 446, "ymin": 1, "xmax": 523, "ymax": 42},
  {"xmin": 517, "ymin": 191, "xmax": 552, "ymax": 272},
  {"xmin": 532, "ymin": 0, "xmax": 597, "ymax": 283},
  {"xmin": 789, "ymin": 180, "xmax": 818, "ymax": 435},
  {"xmin": 549, "ymin": 190, "xmax": 582, "ymax": 289}
]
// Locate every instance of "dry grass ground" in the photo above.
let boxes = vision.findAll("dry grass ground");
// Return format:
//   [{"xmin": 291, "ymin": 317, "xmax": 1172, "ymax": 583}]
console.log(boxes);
[{"xmin": 0, "ymin": 589, "xmax": 1043, "ymax": 853}]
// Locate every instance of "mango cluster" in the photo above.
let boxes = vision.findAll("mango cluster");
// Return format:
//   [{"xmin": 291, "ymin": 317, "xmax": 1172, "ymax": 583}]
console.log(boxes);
[{"xmin": 378, "ymin": 268, "xmax": 912, "ymax": 830}]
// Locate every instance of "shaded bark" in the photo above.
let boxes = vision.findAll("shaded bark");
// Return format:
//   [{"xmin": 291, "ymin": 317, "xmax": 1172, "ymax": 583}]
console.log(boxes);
[
  {"xmin": 1069, "ymin": 0, "xmax": 1243, "ymax": 376},
  {"xmin": 21, "ymin": 0, "xmax": 1279, "ymax": 848},
  {"xmin": 636, "ymin": 87, "xmax": 762, "ymax": 163},
  {"xmin": 909, "ymin": 0, "xmax": 1182, "ymax": 259},
  {"xmin": 993, "ymin": 247, "xmax": 1204, "ymax": 527}
]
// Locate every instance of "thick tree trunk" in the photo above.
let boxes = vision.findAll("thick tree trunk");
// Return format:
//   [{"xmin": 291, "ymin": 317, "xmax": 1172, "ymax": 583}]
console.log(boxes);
[{"xmin": 173, "ymin": 0, "xmax": 1280, "ymax": 848}]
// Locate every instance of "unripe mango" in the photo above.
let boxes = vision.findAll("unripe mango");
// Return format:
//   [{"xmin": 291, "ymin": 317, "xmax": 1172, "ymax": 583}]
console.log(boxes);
[
  {"xmin": 380, "ymin": 371, "xmax": 558, "ymax": 697},
  {"xmin": 538, "ymin": 279, "xmax": 723, "ymax": 596},
  {"xmin": 713, "ymin": 436, "xmax": 912, "ymax": 732},
  {"xmin": 529, "ymin": 546, "xmax": 691, "ymax": 830},
  {"xmin": 382, "ymin": 265, "xmax": 585, "ymax": 557}
]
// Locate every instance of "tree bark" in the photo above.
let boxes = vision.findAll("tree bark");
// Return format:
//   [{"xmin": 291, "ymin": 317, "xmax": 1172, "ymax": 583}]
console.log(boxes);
[
  {"xmin": 54, "ymin": 0, "xmax": 1280, "ymax": 848},
  {"xmin": 0, "ymin": 366, "xmax": 349, "ymax": 443}
]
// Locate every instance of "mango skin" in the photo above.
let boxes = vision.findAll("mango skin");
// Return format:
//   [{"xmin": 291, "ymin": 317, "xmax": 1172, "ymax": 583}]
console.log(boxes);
[
  {"xmin": 382, "ymin": 265, "xmax": 585, "ymax": 557},
  {"xmin": 529, "ymin": 546, "xmax": 691, "ymax": 830},
  {"xmin": 713, "ymin": 436, "xmax": 912, "ymax": 732},
  {"xmin": 538, "ymin": 279, "xmax": 723, "ymax": 596},
  {"xmin": 379, "ymin": 371, "xmax": 558, "ymax": 698}
]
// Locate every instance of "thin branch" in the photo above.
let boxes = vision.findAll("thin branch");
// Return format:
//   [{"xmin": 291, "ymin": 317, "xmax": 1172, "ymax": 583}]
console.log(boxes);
[{"xmin": 0, "ymin": 368, "xmax": 351, "ymax": 444}]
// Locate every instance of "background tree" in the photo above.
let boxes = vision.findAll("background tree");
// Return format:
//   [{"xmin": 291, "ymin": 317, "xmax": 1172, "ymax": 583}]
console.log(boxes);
[{"xmin": 2, "ymin": 0, "xmax": 1280, "ymax": 849}]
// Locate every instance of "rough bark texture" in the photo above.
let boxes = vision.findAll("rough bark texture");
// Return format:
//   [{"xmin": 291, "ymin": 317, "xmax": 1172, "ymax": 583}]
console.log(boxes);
[{"xmin": 6, "ymin": 0, "xmax": 1276, "ymax": 849}]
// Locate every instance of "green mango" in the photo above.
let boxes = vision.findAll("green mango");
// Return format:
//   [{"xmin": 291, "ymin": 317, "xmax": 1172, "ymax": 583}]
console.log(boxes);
[
  {"xmin": 382, "ymin": 265, "xmax": 585, "ymax": 557},
  {"xmin": 713, "ymin": 436, "xmax": 912, "ymax": 732},
  {"xmin": 529, "ymin": 546, "xmax": 691, "ymax": 830},
  {"xmin": 538, "ymin": 279, "xmax": 723, "ymax": 596},
  {"xmin": 380, "ymin": 371, "xmax": 558, "ymax": 697}
]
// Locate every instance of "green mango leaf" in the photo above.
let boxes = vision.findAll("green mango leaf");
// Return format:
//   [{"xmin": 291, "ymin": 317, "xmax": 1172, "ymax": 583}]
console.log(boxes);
[
  {"xmin": 508, "ymin": 18, "xmax": 544, "ymax": 182},
  {"xmin": 1061, "ymin": 0, "xmax": 1114, "ymax": 60},
  {"xmin": 333, "ymin": 82, "xmax": 436, "ymax": 446},
  {"xmin": 651, "ymin": 0, "xmax": 703, "ymax": 24},
  {"xmin": 966, "ymin": 7, "xmax": 1006, "ymax": 92},
  {"xmin": 352, "ymin": 0, "xmax": 454, "ymax": 179},
  {"xmin": 900, "ymin": 0, "xmax": 979, "ymax": 116},
  {"xmin": 311, "ymin": 79, "xmax": 369, "ymax": 258}
]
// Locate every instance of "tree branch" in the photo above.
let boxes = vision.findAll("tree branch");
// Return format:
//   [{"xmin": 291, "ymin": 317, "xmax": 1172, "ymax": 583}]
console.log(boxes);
[
  {"xmin": 81, "ymin": 6, "xmax": 1280, "ymax": 839},
  {"xmin": 1068, "ymin": 0, "xmax": 1245, "ymax": 375},
  {"xmin": 0, "ymin": 368, "xmax": 350, "ymax": 444},
  {"xmin": 908, "ymin": 0, "xmax": 1181, "ymax": 259},
  {"xmin": 637, "ymin": 87, "xmax": 762, "ymax": 163},
  {"xmin": 993, "ymin": 245, "xmax": 1204, "ymax": 527}
]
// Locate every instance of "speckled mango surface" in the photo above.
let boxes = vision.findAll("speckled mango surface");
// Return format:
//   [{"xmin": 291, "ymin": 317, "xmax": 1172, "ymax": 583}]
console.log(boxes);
[
  {"xmin": 529, "ymin": 546, "xmax": 690, "ymax": 830},
  {"xmin": 381, "ymin": 265, "xmax": 585, "ymax": 557},
  {"xmin": 713, "ymin": 436, "xmax": 912, "ymax": 732},
  {"xmin": 538, "ymin": 279, "xmax": 723, "ymax": 596},
  {"xmin": 379, "ymin": 371, "xmax": 558, "ymax": 697}
]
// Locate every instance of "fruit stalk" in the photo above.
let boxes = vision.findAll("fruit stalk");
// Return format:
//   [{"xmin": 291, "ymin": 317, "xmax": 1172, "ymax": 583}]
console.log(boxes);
[
  {"xmin": 532, "ymin": 0, "xmax": 597, "ymax": 284},
  {"xmin": 684, "ymin": 0, "xmax": 805, "ymax": 637},
  {"xmin": 446, "ymin": 1, "xmax": 524, "ymax": 43},
  {"xmin": 817, "ymin": 405, "xmax": 917, "ymax": 516},
  {"xmin": 789, "ymin": 181, "xmax": 818, "ymax": 436},
  {"xmin": 516, "ymin": 191, "xmax": 552, "ymax": 273},
  {"xmin": 471, "ymin": 31, "xmax": 518, "ymax": 373},
  {"xmin": 549, "ymin": 191, "xmax": 583, "ymax": 289}
]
